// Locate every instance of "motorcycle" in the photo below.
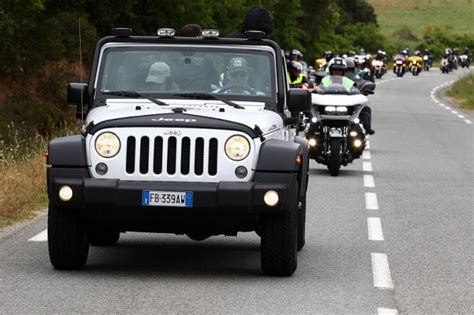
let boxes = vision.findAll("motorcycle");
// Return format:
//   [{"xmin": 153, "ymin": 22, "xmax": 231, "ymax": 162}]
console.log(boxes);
[
  {"xmin": 407, "ymin": 56, "xmax": 422, "ymax": 76},
  {"xmin": 440, "ymin": 57, "xmax": 450, "ymax": 73},
  {"xmin": 423, "ymin": 55, "xmax": 432, "ymax": 71},
  {"xmin": 372, "ymin": 59, "xmax": 386, "ymax": 79},
  {"xmin": 459, "ymin": 54, "xmax": 471, "ymax": 68},
  {"xmin": 448, "ymin": 55, "xmax": 458, "ymax": 70},
  {"xmin": 393, "ymin": 56, "xmax": 406, "ymax": 77},
  {"xmin": 305, "ymin": 78, "xmax": 375, "ymax": 176}
]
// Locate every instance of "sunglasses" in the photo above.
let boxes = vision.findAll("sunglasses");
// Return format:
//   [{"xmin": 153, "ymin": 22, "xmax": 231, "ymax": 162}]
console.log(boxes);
[{"xmin": 230, "ymin": 71, "xmax": 248, "ymax": 79}]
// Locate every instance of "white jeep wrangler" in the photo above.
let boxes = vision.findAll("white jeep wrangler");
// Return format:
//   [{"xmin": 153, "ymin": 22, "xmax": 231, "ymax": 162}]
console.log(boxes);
[{"xmin": 47, "ymin": 28, "xmax": 311, "ymax": 276}]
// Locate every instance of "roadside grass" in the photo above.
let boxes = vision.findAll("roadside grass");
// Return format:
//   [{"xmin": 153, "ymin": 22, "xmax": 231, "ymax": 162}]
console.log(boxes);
[
  {"xmin": 0, "ymin": 154, "xmax": 48, "ymax": 228},
  {"xmin": 368, "ymin": 0, "xmax": 474, "ymax": 38},
  {"xmin": 446, "ymin": 73, "xmax": 474, "ymax": 110},
  {"xmin": 0, "ymin": 121, "xmax": 80, "ymax": 228}
]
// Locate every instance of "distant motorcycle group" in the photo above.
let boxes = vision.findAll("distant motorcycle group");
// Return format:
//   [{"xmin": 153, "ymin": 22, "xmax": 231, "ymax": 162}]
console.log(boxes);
[
  {"xmin": 394, "ymin": 47, "xmax": 471, "ymax": 77},
  {"xmin": 440, "ymin": 47, "xmax": 472, "ymax": 73}
]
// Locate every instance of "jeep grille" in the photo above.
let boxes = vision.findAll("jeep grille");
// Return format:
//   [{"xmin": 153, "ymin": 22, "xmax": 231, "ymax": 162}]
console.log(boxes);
[{"xmin": 125, "ymin": 136, "xmax": 218, "ymax": 176}]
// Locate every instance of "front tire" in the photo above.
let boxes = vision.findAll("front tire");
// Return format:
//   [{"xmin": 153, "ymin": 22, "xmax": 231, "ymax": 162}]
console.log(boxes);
[
  {"xmin": 261, "ymin": 188, "xmax": 298, "ymax": 276},
  {"xmin": 48, "ymin": 204, "xmax": 89, "ymax": 270},
  {"xmin": 328, "ymin": 138, "xmax": 341, "ymax": 176}
]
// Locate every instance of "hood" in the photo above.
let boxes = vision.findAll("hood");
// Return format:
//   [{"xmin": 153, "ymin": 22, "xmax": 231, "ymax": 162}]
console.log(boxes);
[
  {"xmin": 85, "ymin": 99, "xmax": 284, "ymax": 136},
  {"xmin": 241, "ymin": 6, "xmax": 273, "ymax": 35}
]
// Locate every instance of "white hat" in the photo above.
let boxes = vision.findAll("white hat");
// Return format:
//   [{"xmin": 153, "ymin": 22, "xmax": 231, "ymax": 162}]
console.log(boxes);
[{"xmin": 146, "ymin": 62, "xmax": 171, "ymax": 84}]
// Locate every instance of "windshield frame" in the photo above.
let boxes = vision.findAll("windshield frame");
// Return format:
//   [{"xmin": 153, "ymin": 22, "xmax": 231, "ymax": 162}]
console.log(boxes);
[{"xmin": 93, "ymin": 42, "xmax": 278, "ymax": 108}]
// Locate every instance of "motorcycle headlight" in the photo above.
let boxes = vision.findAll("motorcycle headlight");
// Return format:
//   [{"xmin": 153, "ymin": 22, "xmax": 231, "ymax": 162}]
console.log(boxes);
[
  {"xmin": 325, "ymin": 106, "xmax": 336, "ymax": 113},
  {"xmin": 225, "ymin": 135, "xmax": 250, "ymax": 161},
  {"xmin": 95, "ymin": 132, "xmax": 121, "ymax": 158},
  {"xmin": 336, "ymin": 106, "xmax": 348, "ymax": 113}
]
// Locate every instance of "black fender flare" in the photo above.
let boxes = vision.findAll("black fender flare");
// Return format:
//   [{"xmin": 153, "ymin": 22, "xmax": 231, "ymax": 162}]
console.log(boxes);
[
  {"xmin": 256, "ymin": 139, "xmax": 302, "ymax": 172},
  {"xmin": 294, "ymin": 136, "xmax": 309, "ymax": 199},
  {"xmin": 48, "ymin": 135, "xmax": 87, "ymax": 167}
]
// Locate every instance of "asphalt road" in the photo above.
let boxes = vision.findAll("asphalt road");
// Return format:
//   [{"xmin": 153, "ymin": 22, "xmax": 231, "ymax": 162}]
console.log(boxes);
[{"xmin": 0, "ymin": 67, "xmax": 472, "ymax": 314}]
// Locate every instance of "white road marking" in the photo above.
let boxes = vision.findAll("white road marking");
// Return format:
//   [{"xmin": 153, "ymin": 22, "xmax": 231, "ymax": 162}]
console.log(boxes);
[
  {"xmin": 444, "ymin": 106, "xmax": 452, "ymax": 110},
  {"xmin": 365, "ymin": 192, "xmax": 379, "ymax": 210},
  {"xmin": 465, "ymin": 120, "xmax": 472, "ymax": 124},
  {"xmin": 368, "ymin": 218, "xmax": 384, "ymax": 241},
  {"xmin": 366, "ymin": 141, "xmax": 370, "ymax": 149},
  {"xmin": 371, "ymin": 253, "xmax": 394, "ymax": 289},
  {"xmin": 362, "ymin": 151, "xmax": 371, "ymax": 160},
  {"xmin": 457, "ymin": 114, "xmax": 465, "ymax": 119},
  {"xmin": 378, "ymin": 307, "xmax": 399, "ymax": 315},
  {"xmin": 28, "ymin": 229, "xmax": 48, "ymax": 242},
  {"xmin": 451, "ymin": 110, "xmax": 458, "ymax": 114},
  {"xmin": 364, "ymin": 175, "xmax": 375, "ymax": 188},
  {"xmin": 363, "ymin": 161, "xmax": 373, "ymax": 172}
]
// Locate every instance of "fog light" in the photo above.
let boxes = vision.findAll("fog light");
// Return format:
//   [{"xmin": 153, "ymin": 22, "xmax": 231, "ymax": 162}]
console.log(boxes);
[
  {"xmin": 311, "ymin": 117, "xmax": 318, "ymax": 123},
  {"xmin": 235, "ymin": 166, "xmax": 248, "ymax": 178},
  {"xmin": 350, "ymin": 131, "xmax": 358, "ymax": 137},
  {"xmin": 354, "ymin": 118, "xmax": 360, "ymax": 124},
  {"xmin": 309, "ymin": 138, "xmax": 317, "ymax": 147},
  {"xmin": 96, "ymin": 163, "xmax": 108, "ymax": 175},
  {"xmin": 354, "ymin": 139, "xmax": 362, "ymax": 147},
  {"xmin": 264, "ymin": 190, "xmax": 279, "ymax": 207},
  {"xmin": 59, "ymin": 186, "xmax": 73, "ymax": 202}
]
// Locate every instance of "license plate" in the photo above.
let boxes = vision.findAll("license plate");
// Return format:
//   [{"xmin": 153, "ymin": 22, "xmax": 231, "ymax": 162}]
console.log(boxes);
[{"xmin": 142, "ymin": 191, "xmax": 193, "ymax": 207}]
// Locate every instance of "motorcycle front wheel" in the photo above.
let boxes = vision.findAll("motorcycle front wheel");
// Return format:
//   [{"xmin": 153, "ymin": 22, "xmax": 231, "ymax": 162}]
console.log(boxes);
[{"xmin": 327, "ymin": 138, "xmax": 342, "ymax": 176}]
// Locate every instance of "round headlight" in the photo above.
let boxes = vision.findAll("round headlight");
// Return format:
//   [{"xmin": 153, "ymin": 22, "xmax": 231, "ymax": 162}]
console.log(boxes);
[
  {"xmin": 95, "ymin": 132, "xmax": 121, "ymax": 158},
  {"xmin": 225, "ymin": 135, "xmax": 250, "ymax": 161}
]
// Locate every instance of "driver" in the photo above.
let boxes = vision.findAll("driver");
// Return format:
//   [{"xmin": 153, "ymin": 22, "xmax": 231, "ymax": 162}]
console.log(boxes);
[{"xmin": 214, "ymin": 58, "xmax": 265, "ymax": 95}]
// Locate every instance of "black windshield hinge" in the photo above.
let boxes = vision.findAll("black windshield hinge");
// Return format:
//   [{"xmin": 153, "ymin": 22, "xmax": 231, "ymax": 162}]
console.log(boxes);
[
  {"xmin": 83, "ymin": 121, "xmax": 95, "ymax": 135},
  {"xmin": 254, "ymin": 125, "xmax": 266, "ymax": 142}
]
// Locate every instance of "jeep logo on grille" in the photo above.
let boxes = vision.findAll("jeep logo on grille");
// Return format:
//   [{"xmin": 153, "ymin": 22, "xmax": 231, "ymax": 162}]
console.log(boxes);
[
  {"xmin": 163, "ymin": 130, "xmax": 182, "ymax": 136},
  {"xmin": 151, "ymin": 118, "xmax": 197, "ymax": 122}
]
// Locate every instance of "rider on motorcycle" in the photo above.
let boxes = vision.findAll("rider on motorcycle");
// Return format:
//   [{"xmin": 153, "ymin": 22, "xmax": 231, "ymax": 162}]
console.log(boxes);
[
  {"xmin": 288, "ymin": 61, "xmax": 307, "ymax": 87},
  {"xmin": 319, "ymin": 58, "xmax": 374, "ymax": 135}
]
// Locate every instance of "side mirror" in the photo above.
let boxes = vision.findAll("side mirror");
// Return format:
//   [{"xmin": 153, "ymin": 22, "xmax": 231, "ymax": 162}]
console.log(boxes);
[
  {"xmin": 287, "ymin": 88, "xmax": 311, "ymax": 113},
  {"xmin": 67, "ymin": 83, "xmax": 89, "ymax": 119},
  {"xmin": 359, "ymin": 81, "xmax": 376, "ymax": 95}
]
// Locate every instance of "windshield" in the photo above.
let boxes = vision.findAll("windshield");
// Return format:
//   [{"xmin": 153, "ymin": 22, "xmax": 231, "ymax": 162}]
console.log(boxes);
[{"xmin": 96, "ymin": 45, "xmax": 276, "ymax": 103}]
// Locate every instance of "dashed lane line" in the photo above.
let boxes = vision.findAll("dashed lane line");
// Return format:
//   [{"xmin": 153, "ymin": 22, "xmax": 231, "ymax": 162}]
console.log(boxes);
[
  {"xmin": 363, "ymin": 175, "xmax": 375, "ymax": 188},
  {"xmin": 368, "ymin": 218, "xmax": 385, "ymax": 241},
  {"xmin": 362, "ymin": 150, "xmax": 371, "ymax": 160},
  {"xmin": 365, "ymin": 192, "xmax": 379, "ymax": 210},
  {"xmin": 371, "ymin": 253, "xmax": 394, "ymax": 289},
  {"xmin": 377, "ymin": 307, "xmax": 399, "ymax": 315},
  {"xmin": 430, "ymin": 80, "xmax": 472, "ymax": 124},
  {"xmin": 28, "ymin": 229, "xmax": 48, "ymax": 242},
  {"xmin": 363, "ymin": 161, "xmax": 373, "ymax": 172}
]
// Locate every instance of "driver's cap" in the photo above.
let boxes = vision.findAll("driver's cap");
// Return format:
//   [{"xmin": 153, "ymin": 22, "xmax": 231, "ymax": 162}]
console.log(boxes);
[{"xmin": 227, "ymin": 58, "xmax": 249, "ymax": 74}]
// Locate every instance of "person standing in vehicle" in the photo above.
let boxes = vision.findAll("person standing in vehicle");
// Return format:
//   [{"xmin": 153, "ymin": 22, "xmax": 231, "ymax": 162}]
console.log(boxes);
[
  {"xmin": 180, "ymin": 24, "xmax": 202, "ymax": 38},
  {"xmin": 226, "ymin": 5, "xmax": 273, "ymax": 38}
]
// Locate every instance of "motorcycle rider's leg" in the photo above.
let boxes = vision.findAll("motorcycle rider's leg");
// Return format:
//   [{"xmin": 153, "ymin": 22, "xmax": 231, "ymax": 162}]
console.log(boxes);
[{"xmin": 360, "ymin": 107, "xmax": 374, "ymax": 135}]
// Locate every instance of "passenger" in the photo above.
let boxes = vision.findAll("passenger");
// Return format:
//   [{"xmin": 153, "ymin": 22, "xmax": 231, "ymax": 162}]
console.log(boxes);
[
  {"xmin": 180, "ymin": 24, "xmax": 202, "ymax": 38},
  {"xmin": 226, "ymin": 5, "xmax": 273, "ymax": 38},
  {"xmin": 144, "ymin": 62, "xmax": 179, "ymax": 92}
]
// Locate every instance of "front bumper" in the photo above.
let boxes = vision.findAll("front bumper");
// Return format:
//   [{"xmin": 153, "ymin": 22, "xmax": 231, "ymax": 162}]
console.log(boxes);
[{"xmin": 48, "ymin": 168, "xmax": 297, "ymax": 214}]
